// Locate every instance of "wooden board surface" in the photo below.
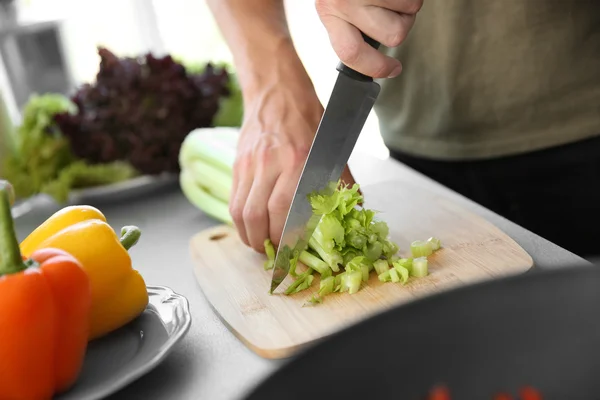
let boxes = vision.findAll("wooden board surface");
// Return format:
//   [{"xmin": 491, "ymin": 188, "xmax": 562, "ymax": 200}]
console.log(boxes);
[{"xmin": 190, "ymin": 181, "xmax": 534, "ymax": 359}]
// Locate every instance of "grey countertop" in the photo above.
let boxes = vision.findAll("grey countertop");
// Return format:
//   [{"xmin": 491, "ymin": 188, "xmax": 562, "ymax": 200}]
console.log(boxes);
[{"xmin": 14, "ymin": 152, "xmax": 590, "ymax": 400}]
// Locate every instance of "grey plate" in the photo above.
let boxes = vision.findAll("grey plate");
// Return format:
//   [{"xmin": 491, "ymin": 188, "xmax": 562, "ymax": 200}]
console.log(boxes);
[
  {"xmin": 55, "ymin": 285, "xmax": 192, "ymax": 400},
  {"xmin": 11, "ymin": 173, "xmax": 178, "ymax": 219}
]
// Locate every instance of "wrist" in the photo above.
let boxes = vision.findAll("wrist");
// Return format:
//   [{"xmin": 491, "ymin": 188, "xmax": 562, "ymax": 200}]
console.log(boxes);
[{"xmin": 235, "ymin": 38, "xmax": 316, "ymax": 104}]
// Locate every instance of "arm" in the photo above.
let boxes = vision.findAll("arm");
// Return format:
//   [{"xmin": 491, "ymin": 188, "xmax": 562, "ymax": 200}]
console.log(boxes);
[
  {"xmin": 206, "ymin": 0, "xmax": 311, "ymax": 104},
  {"xmin": 207, "ymin": 0, "xmax": 356, "ymax": 253}
]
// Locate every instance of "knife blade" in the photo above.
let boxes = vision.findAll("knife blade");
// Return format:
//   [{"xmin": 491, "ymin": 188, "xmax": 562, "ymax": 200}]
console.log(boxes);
[{"xmin": 270, "ymin": 34, "xmax": 382, "ymax": 294}]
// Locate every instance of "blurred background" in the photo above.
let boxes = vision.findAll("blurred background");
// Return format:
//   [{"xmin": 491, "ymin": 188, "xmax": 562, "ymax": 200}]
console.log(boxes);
[{"xmin": 0, "ymin": 0, "xmax": 389, "ymax": 157}]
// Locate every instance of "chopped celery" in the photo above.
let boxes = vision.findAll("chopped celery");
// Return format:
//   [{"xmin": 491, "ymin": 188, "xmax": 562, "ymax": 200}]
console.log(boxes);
[
  {"xmin": 392, "ymin": 262, "xmax": 409, "ymax": 284},
  {"xmin": 373, "ymin": 259, "xmax": 390, "ymax": 275},
  {"xmin": 299, "ymin": 250, "xmax": 331, "ymax": 277},
  {"xmin": 410, "ymin": 240, "xmax": 433, "ymax": 258},
  {"xmin": 284, "ymin": 270, "xmax": 315, "ymax": 295},
  {"xmin": 319, "ymin": 276, "xmax": 335, "ymax": 296},
  {"xmin": 365, "ymin": 241, "xmax": 383, "ymax": 261},
  {"xmin": 411, "ymin": 257, "xmax": 428, "ymax": 277},
  {"xmin": 382, "ymin": 239, "xmax": 399, "ymax": 259},
  {"xmin": 371, "ymin": 220, "xmax": 389, "ymax": 239},
  {"xmin": 360, "ymin": 264, "xmax": 370, "ymax": 282},
  {"xmin": 367, "ymin": 232, "xmax": 379, "ymax": 244},
  {"xmin": 389, "ymin": 268, "xmax": 400, "ymax": 283},
  {"xmin": 308, "ymin": 236, "xmax": 342, "ymax": 271},
  {"xmin": 345, "ymin": 271, "xmax": 363, "ymax": 294},
  {"xmin": 263, "ymin": 239, "xmax": 275, "ymax": 270},
  {"xmin": 378, "ymin": 270, "xmax": 391, "ymax": 282},
  {"xmin": 342, "ymin": 249, "xmax": 359, "ymax": 265},
  {"xmin": 306, "ymin": 276, "xmax": 336, "ymax": 305},
  {"xmin": 309, "ymin": 234, "xmax": 342, "ymax": 267},
  {"xmin": 395, "ymin": 258, "xmax": 413, "ymax": 273},
  {"xmin": 334, "ymin": 272, "xmax": 345, "ymax": 292},
  {"xmin": 427, "ymin": 237, "xmax": 441, "ymax": 251},
  {"xmin": 346, "ymin": 231, "xmax": 367, "ymax": 249}
]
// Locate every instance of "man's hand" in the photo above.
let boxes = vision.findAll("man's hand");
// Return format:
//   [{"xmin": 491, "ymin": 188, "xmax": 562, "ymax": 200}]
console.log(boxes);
[
  {"xmin": 316, "ymin": 0, "xmax": 424, "ymax": 78},
  {"xmin": 230, "ymin": 62, "xmax": 357, "ymax": 253}
]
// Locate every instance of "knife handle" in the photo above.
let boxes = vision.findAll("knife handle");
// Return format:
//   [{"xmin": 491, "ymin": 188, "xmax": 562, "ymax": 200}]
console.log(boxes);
[{"xmin": 336, "ymin": 33, "xmax": 381, "ymax": 82}]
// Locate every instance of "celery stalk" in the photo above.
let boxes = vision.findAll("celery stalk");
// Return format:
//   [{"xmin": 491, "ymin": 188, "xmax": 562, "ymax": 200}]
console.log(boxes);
[
  {"xmin": 411, "ymin": 240, "xmax": 433, "ymax": 258},
  {"xmin": 308, "ymin": 236, "xmax": 342, "ymax": 271},
  {"xmin": 179, "ymin": 170, "xmax": 232, "ymax": 224},
  {"xmin": 186, "ymin": 158, "xmax": 232, "ymax": 203},
  {"xmin": 389, "ymin": 268, "xmax": 400, "ymax": 283},
  {"xmin": 346, "ymin": 271, "xmax": 363, "ymax": 294},
  {"xmin": 427, "ymin": 237, "xmax": 441, "ymax": 251},
  {"xmin": 411, "ymin": 257, "xmax": 428, "ymax": 277},
  {"xmin": 284, "ymin": 270, "xmax": 315, "ymax": 295},
  {"xmin": 373, "ymin": 259, "xmax": 389, "ymax": 275},
  {"xmin": 392, "ymin": 262, "xmax": 409, "ymax": 284},
  {"xmin": 360, "ymin": 264, "xmax": 370, "ymax": 282},
  {"xmin": 264, "ymin": 239, "xmax": 275, "ymax": 270},
  {"xmin": 378, "ymin": 270, "xmax": 391, "ymax": 282},
  {"xmin": 299, "ymin": 250, "xmax": 331, "ymax": 277}
]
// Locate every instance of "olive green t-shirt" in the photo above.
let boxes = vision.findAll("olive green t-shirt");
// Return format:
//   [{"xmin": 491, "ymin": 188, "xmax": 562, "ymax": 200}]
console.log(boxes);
[{"xmin": 375, "ymin": 0, "xmax": 600, "ymax": 160}]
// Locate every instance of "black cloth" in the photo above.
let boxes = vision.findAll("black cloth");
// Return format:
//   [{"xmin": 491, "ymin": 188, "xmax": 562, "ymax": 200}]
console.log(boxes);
[{"xmin": 388, "ymin": 135, "xmax": 600, "ymax": 259}]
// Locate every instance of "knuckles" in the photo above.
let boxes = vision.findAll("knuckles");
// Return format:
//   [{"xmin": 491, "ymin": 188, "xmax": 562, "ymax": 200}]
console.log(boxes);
[
  {"xmin": 403, "ymin": 0, "xmax": 424, "ymax": 15},
  {"xmin": 336, "ymin": 38, "xmax": 362, "ymax": 67}
]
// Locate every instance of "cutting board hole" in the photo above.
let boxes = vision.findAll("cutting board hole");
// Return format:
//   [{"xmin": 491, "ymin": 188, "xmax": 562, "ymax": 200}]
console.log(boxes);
[{"xmin": 210, "ymin": 232, "xmax": 228, "ymax": 241}]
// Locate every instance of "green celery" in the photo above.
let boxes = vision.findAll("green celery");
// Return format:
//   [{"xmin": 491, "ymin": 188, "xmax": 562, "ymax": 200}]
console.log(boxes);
[
  {"xmin": 365, "ymin": 241, "xmax": 383, "ymax": 261},
  {"xmin": 360, "ymin": 264, "xmax": 370, "ymax": 282},
  {"xmin": 308, "ymin": 235, "xmax": 342, "ymax": 272},
  {"xmin": 373, "ymin": 259, "xmax": 389, "ymax": 275},
  {"xmin": 284, "ymin": 270, "xmax": 315, "ymax": 295},
  {"xmin": 411, "ymin": 240, "xmax": 433, "ymax": 258},
  {"xmin": 411, "ymin": 257, "xmax": 429, "ymax": 277},
  {"xmin": 263, "ymin": 239, "xmax": 275, "ymax": 270},
  {"xmin": 299, "ymin": 250, "xmax": 331, "ymax": 277},
  {"xmin": 345, "ymin": 270, "xmax": 363, "ymax": 294},
  {"xmin": 392, "ymin": 262, "xmax": 410, "ymax": 284},
  {"xmin": 389, "ymin": 268, "xmax": 400, "ymax": 283},
  {"xmin": 378, "ymin": 270, "xmax": 391, "ymax": 283},
  {"xmin": 427, "ymin": 237, "xmax": 442, "ymax": 251}
]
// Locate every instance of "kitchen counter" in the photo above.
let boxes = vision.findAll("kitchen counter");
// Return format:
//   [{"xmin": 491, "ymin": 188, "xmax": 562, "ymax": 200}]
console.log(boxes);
[{"xmin": 14, "ymin": 152, "xmax": 591, "ymax": 400}]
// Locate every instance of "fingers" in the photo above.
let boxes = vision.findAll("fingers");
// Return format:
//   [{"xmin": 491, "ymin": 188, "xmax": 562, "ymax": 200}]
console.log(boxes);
[
  {"xmin": 320, "ymin": 15, "xmax": 402, "ymax": 79},
  {"xmin": 349, "ymin": 5, "xmax": 417, "ymax": 49},
  {"xmin": 243, "ymin": 150, "xmax": 282, "ymax": 253},
  {"xmin": 229, "ymin": 154, "xmax": 253, "ymax": 247},
  {"xmin": 268, "ymin": 154, "xmax": 306, "ymax": 248},
  {"xmin": 316, "ymin": 0, "xmax": 424, "ymax": 78}
]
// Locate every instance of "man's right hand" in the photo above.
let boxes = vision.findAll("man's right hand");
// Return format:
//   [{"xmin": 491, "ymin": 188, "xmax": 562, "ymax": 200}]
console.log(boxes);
[
  {"xmin": 230, "ymin": 55, "xmax": 357, "ymax": 253},
  {"xmin": 315, "ymin": 0, "xmax": 424, "ymax": 78}
]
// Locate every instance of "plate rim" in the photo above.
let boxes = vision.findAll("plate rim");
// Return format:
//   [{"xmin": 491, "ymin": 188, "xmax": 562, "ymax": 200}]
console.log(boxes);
[{"xmin": 70, "ymin": 285, "xmax": 192, "ymax": 400}]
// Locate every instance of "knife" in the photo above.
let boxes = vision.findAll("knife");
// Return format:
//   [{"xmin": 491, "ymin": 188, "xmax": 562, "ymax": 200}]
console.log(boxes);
[{"xmin": 270, "ymin": 34, "xmax": 382, "ymax": 294}]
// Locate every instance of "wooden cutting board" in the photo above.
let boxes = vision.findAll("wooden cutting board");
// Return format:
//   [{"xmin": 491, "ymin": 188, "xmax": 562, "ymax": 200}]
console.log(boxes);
[{"xmin": 190, "ymin": 181, "xmax": 534, "ymax": 359}]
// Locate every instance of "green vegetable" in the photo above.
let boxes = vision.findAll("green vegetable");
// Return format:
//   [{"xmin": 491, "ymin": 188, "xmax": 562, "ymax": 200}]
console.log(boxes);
[
  {"xmin": 427, "ymin": 237, "xmax": 441, "ymax": 251},
  {"xmin": 2, "ymin": 93, "xmax": 138, "ymax": 203},
  {"xmin": 373, "ymin": 259, "xmax": 390, "ymax": 275},
  {"xmin": 264, "ymin": 239, "xmax": 276, "ymax": 270},
  {"xmin": 182, "ymin": 60, "xmax": 243, "ymax": 128},
  {"xmin": 2, "ymin": 94, "xmax": 76, "ymax": 198},
  {"xmin": 411, "ymin": 257, "xmax": 429, "ymax": 278},
  {"xmin": 410, "ymin": 240, "xmax": 433, "ymax": 258},
  {"xmin": 392, "ymin": 262, "xmax": 410, "ymax": 284}
]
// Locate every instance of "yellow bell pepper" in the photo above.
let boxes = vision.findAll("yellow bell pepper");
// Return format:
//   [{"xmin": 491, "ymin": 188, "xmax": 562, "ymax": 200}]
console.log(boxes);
[{"xmin": 20, "ymin": 205, "xmax": 149, "ymax": 341}]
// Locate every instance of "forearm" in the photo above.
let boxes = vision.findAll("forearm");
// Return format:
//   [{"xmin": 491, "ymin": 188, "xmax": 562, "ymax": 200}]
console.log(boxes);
[{"xmin": 206, "ymin": 0, "xmax": 311, "ymax": 98}]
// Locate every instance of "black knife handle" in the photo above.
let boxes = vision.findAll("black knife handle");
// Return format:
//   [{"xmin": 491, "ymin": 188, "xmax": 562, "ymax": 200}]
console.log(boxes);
[{"xmin": 336, "ymin": 33, "xmax": 381, "ymax": 82}]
